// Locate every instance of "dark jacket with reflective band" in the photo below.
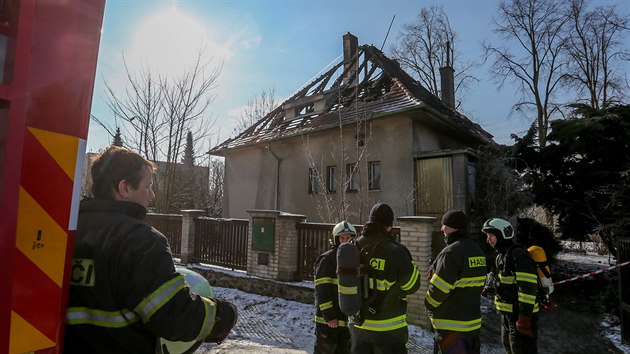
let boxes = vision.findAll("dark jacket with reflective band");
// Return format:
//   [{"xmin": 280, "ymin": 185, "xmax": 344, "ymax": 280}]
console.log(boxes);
[
  {"xmin": 64, "ymin": 199, "xmax": 216, "ymax": 354},
  {"xmin": 351, "ymin": 226, "xmax": 421, "ymax": 343},
  {"xmin": 314, "ymin": 247, "xmax": 348, "ymax": 327},
  {"xmin": 493, "ymin": 245, "xmax": 539, "ymax": 316},
  {"xmin": 425, "ymin": 230, "xmax": 486, "ymax": 332}
]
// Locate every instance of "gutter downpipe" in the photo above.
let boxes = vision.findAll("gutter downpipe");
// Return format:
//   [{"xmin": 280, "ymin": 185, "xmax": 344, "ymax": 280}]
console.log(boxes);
[{"xmin": 266, "ymin": 144, "xmax": 281, "ymax": 210}]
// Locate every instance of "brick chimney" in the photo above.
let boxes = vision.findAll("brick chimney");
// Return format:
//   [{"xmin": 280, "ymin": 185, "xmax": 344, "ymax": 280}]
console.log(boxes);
[
  {"xmin": 343, "ymin": 32, "xmax": 358, "ymax": 86},
  {"xmin": 439, "ymin": 41, "xmax": 455, "ymax": 109}
]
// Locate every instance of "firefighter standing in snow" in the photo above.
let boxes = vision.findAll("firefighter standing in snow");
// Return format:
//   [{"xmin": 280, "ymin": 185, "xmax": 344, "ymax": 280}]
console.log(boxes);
[
  {"xmin": 313, "ymin": 221, "xmax": 356, "ymax": 354},
  {"xmin": 482, "ymin": 218, "xmax": 539, "ymax": 354},
  {"xmin": 425, "ymin": 210, "xmax": 486, "ymax": 353},
  {"xmin": 65, "ymin": 146, "xmax": 237, "ymax": 353},
  {"xmin": 349, "ymin": 203, "xmax": 421, "ymax": 354}
]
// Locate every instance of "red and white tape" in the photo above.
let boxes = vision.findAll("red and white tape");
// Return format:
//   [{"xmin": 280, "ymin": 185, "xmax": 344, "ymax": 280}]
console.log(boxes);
[{"xmin": 553, "ymin": 260, "xmax": 630, "ymax": 285}]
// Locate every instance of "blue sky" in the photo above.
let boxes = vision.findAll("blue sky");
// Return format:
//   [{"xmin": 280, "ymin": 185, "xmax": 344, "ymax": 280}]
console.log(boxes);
[{"xmin": 87, "ymin": 0, "xmax": 630, "ymax": 153}]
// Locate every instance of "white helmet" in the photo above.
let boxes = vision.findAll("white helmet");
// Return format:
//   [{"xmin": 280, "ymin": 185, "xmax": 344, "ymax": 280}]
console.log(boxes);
[
  {"xmin": 482, "ymin": 218, "xmax": 514, "ymax": 240},
  {"xmin": 331, "ymin": 221, "xmax": 357, "ymax": 246}
]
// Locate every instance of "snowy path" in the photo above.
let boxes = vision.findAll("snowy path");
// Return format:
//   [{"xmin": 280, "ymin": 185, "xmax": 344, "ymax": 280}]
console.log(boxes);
[
  {"xmin": 195, "ymin": 287, "xmax": 435, "ymax": 353},
  {"xmin": 194, "ymin": 250, "xmax": 630, "ymax": 354}
]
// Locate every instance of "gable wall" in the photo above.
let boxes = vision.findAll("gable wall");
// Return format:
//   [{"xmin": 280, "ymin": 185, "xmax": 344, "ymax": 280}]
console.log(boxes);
[{"xmin": 222, "ymin": 114, "xmax": 415, "ymax": 225}]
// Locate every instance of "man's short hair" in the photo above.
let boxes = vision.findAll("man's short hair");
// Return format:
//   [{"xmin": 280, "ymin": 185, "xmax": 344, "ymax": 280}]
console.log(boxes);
[{"xmin": 91, "ymin": 146, "xmax": 156, "ymax": 200}]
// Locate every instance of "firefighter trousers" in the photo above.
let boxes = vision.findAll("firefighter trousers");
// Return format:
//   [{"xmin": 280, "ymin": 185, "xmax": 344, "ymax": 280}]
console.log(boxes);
[{"xmin": 501, "ymin": 313, "xmax": 538, "ymax": 354}]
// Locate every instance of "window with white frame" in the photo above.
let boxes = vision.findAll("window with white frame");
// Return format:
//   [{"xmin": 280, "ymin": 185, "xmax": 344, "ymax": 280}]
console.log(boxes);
[
  {"xmin": 346, "ymin": 163, "xmax": 358, "ymax": 192},
  {"xmin": 368, "ymin": 161, "xmax": 381, "ymax": 190},
  {"xmin": 327, "ymin": 165, "xmax": 337, "ymax": 193},
  {"xmin": 308, "ymin": 168, "xmax": 318, "ymax": 194}
]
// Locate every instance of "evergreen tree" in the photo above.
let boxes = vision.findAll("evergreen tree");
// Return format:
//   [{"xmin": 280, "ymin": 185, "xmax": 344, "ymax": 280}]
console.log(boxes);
[
  {"xmin": 512, "ymin": 104, "xmax": 630, "ymax": 257},
  {"xmin": 112, "ymin": 127, "xmax": 123, "ymax": 147},
  {"xmin": 182, "ymin": 131, "xmax": 195, "ymax": 168}
]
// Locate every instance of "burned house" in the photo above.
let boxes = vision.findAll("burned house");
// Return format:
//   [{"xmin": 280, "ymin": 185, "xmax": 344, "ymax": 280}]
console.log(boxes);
[{"xmin": 209, "ymin": 33, "xmax": 493, "ymax": 224}]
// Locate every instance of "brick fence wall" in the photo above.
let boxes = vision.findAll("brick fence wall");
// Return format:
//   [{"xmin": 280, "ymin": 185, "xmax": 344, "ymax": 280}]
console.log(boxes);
[{"xmin": 172, "ymin": 209, "xmax": 436, "ymax": 328}]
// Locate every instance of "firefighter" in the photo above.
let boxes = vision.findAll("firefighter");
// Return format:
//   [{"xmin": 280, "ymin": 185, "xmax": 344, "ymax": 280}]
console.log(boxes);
[
  {"xmin": 425, "ymin": 210, "xmax": 486, "ymax": 354},
  {"xmin": 349, "ymin": 203, "xmax": 421, "ymax": 354},
  {"xmin": 313, "ymin": 221, "xmax": 356, "ymax": 354},
  {"xmin": 482, "ymin": 218, "xmax": 539, "ymax": 354},
  {"xmin": 64, "ymin": 146, "xmax": 237, "ymax": 354}
]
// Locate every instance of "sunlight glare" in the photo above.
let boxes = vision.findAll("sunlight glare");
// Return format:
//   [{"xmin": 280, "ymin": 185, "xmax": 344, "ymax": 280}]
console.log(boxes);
[{"xmin": 128, "ymin": 6, "xmax": 228, "ymax": 77}]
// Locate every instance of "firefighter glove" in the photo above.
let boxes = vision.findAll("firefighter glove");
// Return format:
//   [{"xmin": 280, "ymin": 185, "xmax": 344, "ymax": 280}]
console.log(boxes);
[
  {"xmin": 515, "ymin": 317, "xmax": 533, "ymax": 337},
  {"xmin": 204, "ymin": 299, "xmax": 238, "ymax": 344},
  {"xmin": 481, "ymin": 286, "xmax": 495, "ymax": 298}
]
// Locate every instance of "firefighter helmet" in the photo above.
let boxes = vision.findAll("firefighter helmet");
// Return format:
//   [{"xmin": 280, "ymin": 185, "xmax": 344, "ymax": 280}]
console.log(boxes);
[
  {"xmin": 482, "ymin": 218, "xmax": 514, "ymax": 240},
  {"xmin": 160, "ymin": 266, "xmax": 215, "ymax": 353},
  {"xmin": 331, "ymin": 221, "xmax": 357, "ymax": 246}
]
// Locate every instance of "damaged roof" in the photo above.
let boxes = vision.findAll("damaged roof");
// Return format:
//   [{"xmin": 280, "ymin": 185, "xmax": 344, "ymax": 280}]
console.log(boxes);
[{"xmin": 209, "ymin": 38, "xmax": 493, "ymax": 156}]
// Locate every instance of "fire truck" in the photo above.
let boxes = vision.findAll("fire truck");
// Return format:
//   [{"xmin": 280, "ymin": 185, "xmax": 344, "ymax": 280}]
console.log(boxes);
[{"xmin": 0, "ymin": 0, "xmax": 105, "ymax": 352}]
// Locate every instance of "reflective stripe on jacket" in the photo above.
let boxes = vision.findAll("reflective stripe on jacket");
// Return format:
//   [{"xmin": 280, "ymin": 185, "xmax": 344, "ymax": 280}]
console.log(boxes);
[
  {"xmin": 351, "ymin": 226, "xmax": 421, "ymax": 339},
  {"xmin": 64, "ymin": 199, "xmax": 218, "ymax": 354},
  {"xmin": 314, "ymin": 247, "xmax": 348, "ymax": 326},
  {"xmin": 494, "ymin": 245, "xmax": 539, "ymax": 316},
  {"xmin": 425, "ymin": 231, "xmax": 486, "ymax": 332}
]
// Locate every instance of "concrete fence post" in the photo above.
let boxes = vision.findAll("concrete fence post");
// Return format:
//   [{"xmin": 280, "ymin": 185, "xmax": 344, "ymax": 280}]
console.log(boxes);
[
  {"xmin": 398, "ymin": 216, "xmax": 436, "ymax": 328},
  {"xmin": 180, "ymin": 209, "xmax": 205, "ymax": 264}
]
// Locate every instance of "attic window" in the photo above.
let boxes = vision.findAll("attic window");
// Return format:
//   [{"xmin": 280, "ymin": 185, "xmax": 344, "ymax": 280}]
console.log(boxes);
[{"xmin": 297, "ymin": 103, "xmax": 315, "ymax": 116}]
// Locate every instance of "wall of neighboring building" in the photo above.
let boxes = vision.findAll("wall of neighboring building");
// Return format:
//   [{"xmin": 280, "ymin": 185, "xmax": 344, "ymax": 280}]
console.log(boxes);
[
  {"xmin": 80, "ymin": 152, "xmax": 98, "ymax": 198},
  {"xmin": 223, "ymin": 147, "xmax": 278, "ymax": 219}
]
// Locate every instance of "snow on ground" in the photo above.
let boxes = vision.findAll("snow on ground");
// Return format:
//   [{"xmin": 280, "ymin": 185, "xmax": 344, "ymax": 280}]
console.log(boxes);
[
  {"xmin": 194, "ymin": 285, "xmax": 433, "ymax": 354},
  {"xmin": 191, "ymin": 246, "xmax": 629, "ymax": 354},
  {"xmin": 557, "ymin": 251, "xmax": 616, "ymax": 265},
  {"xmin": 601, "ymin": 313, "xmax": 630, "ymax": 354},
  {"xmin": 556, "ymin": 248, "xmax": 630, "ymax": 354}
]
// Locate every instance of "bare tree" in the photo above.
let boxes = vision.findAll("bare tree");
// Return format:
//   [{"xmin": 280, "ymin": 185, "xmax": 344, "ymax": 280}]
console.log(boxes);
[
  {"xmin": 484, "ymin": 0, "xmax": 570, "ymax": 148},
  {"xmin": 94, "ymin": 51, "xmax": 221, "ymax": 212},
  {"xmin": 564, "ymin": 0, "xmax": 630, "ymax": 109},
  {"xmin": 390, "ymin": 5, "xmax": 478, "ymax": 109},
  {"xmin": 233, "ymin": 86, "xmax": 279, "ymax": 135},
  {"xmin": 206, "ymin": 157, "xmax": 224, "ymax": 217},
  {"xmin": 96, "ymin": 57, "xmax": 164, "ymax": 161},
  {"xmin": 157, "ymin": 53, "xmax": 220, "ymax": 212},
  {"xmin": 303, "ymin": 113, "xmax": 374, "ymax": 224}
]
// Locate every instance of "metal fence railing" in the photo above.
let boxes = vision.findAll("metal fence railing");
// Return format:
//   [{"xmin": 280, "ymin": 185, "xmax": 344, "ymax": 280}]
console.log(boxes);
[
  {"xmin": 297, "ymin": 222, "xmax": 333, "ymax": 281},
  {"xmin": 193, "ymin": 217, "xmax": 248, "ymax": 271},
  {"xmin": 296, "ymin": 222, "xmax": 400, "ymax": 281},
  {"xmin": 145, "ymin": 213, "xmax": 406, "ymax": 283},
  {"xmin": 146, "ymin": 213, "xmax": 183, "ymax": 258},
  {"xmin": 619, "ymin": 238, "xmax": 630, "ymax": 345}
]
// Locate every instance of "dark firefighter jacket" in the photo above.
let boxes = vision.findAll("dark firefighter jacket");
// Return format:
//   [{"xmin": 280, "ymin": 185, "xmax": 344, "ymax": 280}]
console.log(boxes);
[
  {"xmin": 314, "ymin": 247, "xmax": 348, "ymax": 328},
  {"xmin": 64, "ymin": 199, "xmax": 217, "ymax": 354},
  {"xmin": 351, "ymin": 226, "xmax": 421, "ymax": 344},
  {"xmin": 425, "ymin": 230, "xmax": 486, "ymax": 332},
  {"xmin": 493, "ymin": 244, "xmax": 539, "ymax": 317}
]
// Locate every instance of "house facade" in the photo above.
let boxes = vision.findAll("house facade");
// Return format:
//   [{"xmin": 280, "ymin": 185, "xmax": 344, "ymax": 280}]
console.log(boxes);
[{"xmin": 210, "ymin": 33, "xmax": 493, "ymax": 225}]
